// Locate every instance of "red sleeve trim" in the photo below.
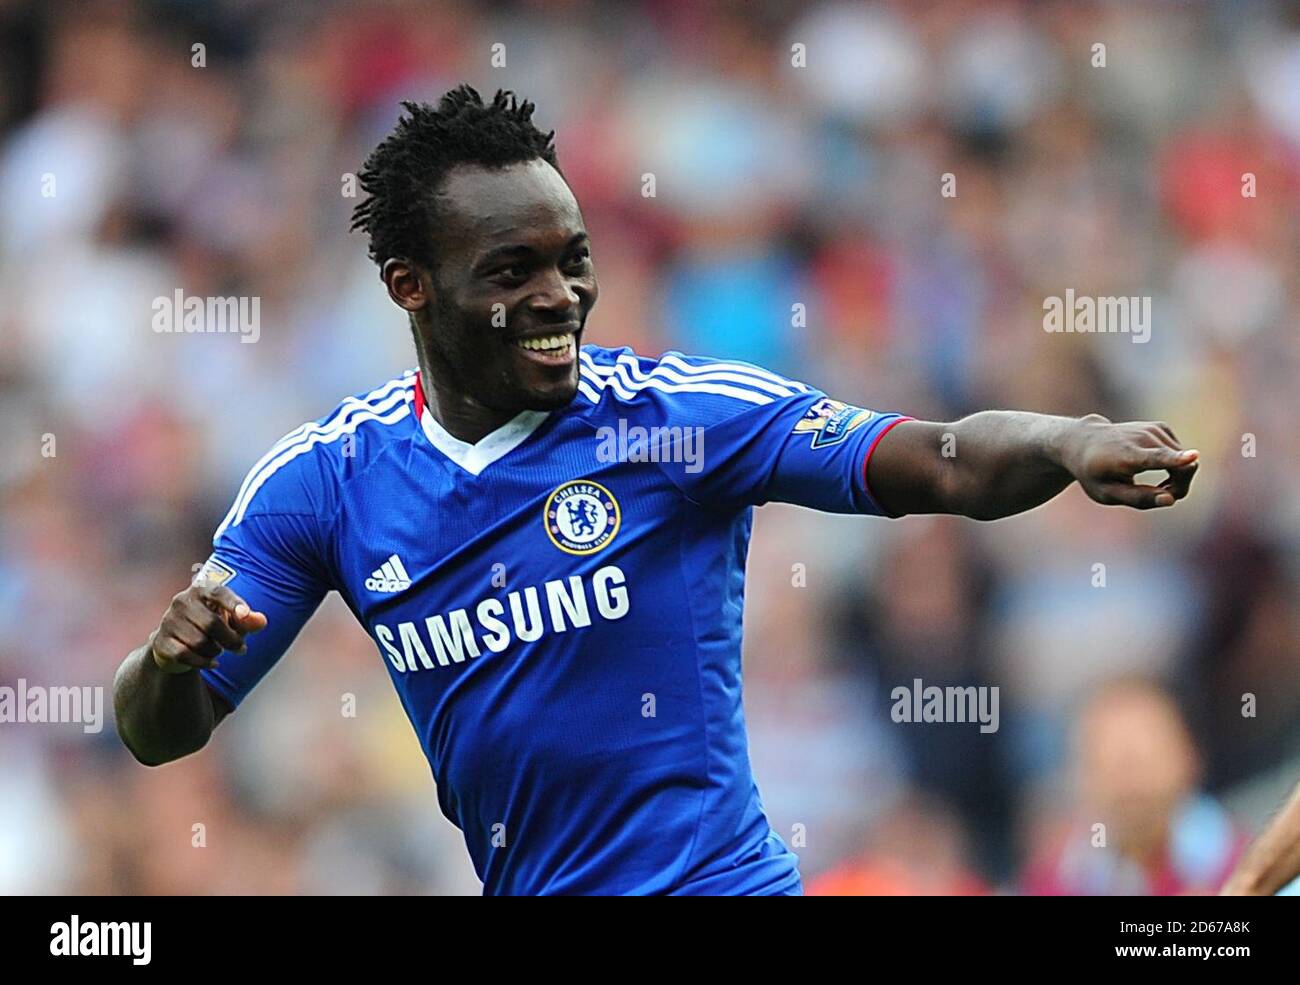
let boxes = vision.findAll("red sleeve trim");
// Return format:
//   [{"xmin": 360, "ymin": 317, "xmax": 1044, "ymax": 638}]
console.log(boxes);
[{"xmin": 861, "ymin": 416, "xmax": 914, "ymax": 517}]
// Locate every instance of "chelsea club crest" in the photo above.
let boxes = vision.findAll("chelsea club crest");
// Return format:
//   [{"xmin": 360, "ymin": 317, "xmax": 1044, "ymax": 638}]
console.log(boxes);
[{"xmin": 544, "ymin": 480, "xmax": 621, "ymax": 556}]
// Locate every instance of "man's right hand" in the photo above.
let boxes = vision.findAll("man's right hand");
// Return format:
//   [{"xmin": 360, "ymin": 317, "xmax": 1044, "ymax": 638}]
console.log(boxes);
[{"xmin": 149, "ymin": 584, "xmax": 268, "ymax": 675}]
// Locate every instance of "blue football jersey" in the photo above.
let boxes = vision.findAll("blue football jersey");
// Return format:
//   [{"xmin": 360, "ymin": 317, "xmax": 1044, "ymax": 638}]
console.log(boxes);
[{"xmin": 197, "ymin": 344, "xmax": 910, "ymax": 895}]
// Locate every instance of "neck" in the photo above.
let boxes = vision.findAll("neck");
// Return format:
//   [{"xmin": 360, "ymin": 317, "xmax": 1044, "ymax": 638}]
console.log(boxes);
[{"xmin": 414, "ymin": 353, "xmax": 515, "ymax": 445}]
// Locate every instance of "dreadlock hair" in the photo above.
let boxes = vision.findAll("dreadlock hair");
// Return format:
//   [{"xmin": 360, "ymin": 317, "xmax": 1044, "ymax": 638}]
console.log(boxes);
[{"xmin": 350, "ymin": 85, "xmax": 560, "ymax": 271}]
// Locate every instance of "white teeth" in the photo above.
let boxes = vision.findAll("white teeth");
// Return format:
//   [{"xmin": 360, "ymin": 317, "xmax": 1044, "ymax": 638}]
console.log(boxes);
[{"xmin": 515, "ymin": 334, "xmax": 574, "ymax": 353}]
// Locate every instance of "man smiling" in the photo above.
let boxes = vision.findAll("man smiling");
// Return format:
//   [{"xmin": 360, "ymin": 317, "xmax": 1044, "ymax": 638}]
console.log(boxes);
[{"xmin": 113, "ymin": 85, "xmax": 1198, "ymax": 895}]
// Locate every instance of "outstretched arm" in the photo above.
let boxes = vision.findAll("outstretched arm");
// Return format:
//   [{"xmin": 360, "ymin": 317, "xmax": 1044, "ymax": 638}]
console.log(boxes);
[
  {"xmin": 1221, "ymin": 782, "xmax": 1300, "ymax": 896},
  {"xmin": 867, "ymin": 412, "xmax": 1199, "ymax": 520}
]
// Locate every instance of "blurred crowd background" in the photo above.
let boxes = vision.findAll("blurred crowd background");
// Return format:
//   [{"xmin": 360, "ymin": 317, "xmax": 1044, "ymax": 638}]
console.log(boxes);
[{"xmin": 2, "ymin": 0, "xmax": 1299, "ymax": 895}]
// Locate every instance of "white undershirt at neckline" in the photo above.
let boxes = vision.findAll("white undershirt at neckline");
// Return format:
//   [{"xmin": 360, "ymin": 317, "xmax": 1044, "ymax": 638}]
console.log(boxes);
[{"xmin": 419, "ymin": 406, "xmax": 550, "ymax": 476}]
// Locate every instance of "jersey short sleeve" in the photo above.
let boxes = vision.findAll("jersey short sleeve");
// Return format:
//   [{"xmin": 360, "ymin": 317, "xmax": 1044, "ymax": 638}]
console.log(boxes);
[
  {"xmin": 196, "ymin": 432, "xmax": 334, "ymax": 710},
  {"xmin": 579, "ymin": 347, "xmax": 912, "ymax": 514}
]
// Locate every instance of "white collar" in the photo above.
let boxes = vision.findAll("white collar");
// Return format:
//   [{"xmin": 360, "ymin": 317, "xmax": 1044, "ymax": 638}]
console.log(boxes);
[{"xmin": 419, "ymin": 406, "xmax": 550, "ymax": 476}]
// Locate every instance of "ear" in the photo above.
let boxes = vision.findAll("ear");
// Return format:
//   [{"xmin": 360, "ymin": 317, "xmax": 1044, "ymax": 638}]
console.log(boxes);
[{"xmin": 382, "ymin": 258, "xmax": 430, "ymax": 313}]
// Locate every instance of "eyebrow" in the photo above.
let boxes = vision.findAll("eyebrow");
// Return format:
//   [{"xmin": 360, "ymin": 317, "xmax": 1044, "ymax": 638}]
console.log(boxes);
[{"xmin": 473, "ymin": 232, "xmax": 588, "ymax": 271}]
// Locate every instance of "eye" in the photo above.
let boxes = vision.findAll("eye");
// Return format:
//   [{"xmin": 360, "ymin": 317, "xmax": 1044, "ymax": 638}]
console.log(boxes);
[
  {"xmin": 491, "ymin": 264, "xmax": 529, "ymax": 285},
  {"xmin": 565, "ymin": 249, "xmax": 591, "ymax": 271}
]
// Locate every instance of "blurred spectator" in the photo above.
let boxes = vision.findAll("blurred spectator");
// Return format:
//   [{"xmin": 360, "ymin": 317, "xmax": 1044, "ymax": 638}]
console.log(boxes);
[
  {"xmin": 1021, "ymin": 678, "xmax": 1247, "ymax": 895},
  {"xmin": 807, "ymin": 793, "xmax": 990, "ymax": 896}
]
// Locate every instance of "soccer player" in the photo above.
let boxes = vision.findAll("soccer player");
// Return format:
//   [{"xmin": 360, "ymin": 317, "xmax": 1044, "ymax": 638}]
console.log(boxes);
[{"xmin": 113, "ymin": 86, "xmax": 1199, "ymax": 896}]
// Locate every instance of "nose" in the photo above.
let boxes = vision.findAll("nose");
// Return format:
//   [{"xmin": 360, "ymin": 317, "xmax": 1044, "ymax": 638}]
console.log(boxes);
[{"xmin": 528, "ymin": 268, "xmax": 582, "ymax": 318}]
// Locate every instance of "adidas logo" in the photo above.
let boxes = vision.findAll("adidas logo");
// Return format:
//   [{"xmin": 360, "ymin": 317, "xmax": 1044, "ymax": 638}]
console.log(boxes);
[{"xmin": 365, "ymin": 554, "xmax": 412, "ymax": 593}]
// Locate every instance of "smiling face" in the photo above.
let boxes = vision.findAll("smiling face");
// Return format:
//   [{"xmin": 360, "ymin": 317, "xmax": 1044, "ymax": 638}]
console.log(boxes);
[{"xmin": 410, "ymin": 158, "xmax": 598, "ymax": 418}]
